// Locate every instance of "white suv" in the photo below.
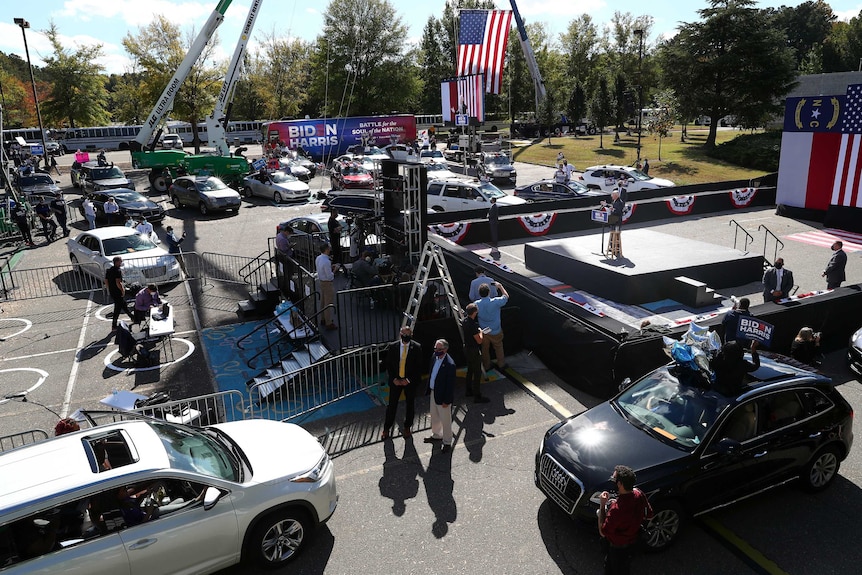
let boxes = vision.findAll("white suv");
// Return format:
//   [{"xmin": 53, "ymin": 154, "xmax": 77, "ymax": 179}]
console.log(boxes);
[
  {"xmin": 427, "ymin": 178, "xmax": 526, "ymax": 212},
  {"xmin": 0, "ymin": 416, "xmax": 338, "ymax": 574}
]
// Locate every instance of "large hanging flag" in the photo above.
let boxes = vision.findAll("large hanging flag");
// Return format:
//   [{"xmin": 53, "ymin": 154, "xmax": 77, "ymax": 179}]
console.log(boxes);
[
  {"xmin": 777, "ymin": 85, "xmax": 862, "ymax": 211},
  {"xmin": 457, "ymin": 9, "xmax": 513, "ymax": 94},
  {"xmin": 441, "ymin": 75, "xmax": 485, "ymax": 123}
]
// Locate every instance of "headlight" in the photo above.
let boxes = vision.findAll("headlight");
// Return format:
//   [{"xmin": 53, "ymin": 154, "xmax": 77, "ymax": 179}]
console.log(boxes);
[
  {"xmin": 290, "ymin": 452, "xmax": 329, "ymax": 483},
  {"xmin": 852, "ymin": 328, "xmax": 862, "ymax": 343}
]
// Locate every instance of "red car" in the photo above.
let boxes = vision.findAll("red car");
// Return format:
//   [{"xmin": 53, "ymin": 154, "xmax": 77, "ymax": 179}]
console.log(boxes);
[{"xmin": 330, "ymin": 161, "xmax": 375, "ymax": 191}]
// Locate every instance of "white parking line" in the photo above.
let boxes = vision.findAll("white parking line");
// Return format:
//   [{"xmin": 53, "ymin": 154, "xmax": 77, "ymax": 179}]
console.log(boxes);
[{"xmin": 62, "ymin": 296, "xmax": 95, "ymax": 418}]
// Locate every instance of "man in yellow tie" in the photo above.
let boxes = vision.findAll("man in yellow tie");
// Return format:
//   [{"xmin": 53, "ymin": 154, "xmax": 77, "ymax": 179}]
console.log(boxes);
[{"xmin": 382, "ymin": 326, "xmax": 423, "ymax": 439}]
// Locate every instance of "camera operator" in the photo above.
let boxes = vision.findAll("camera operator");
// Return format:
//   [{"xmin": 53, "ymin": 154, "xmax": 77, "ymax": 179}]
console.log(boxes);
[{"xmin": 791, "ymin": 327, "xmax": 821, "ymax": 366}]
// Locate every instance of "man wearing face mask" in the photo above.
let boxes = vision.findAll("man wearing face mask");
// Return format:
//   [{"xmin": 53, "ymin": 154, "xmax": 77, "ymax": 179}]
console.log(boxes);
[
  {"xmin": 382, "ymin": 326, "xmax": 424, "ymax": 439},
  {"xmin": 425, "ymin": 339, "xmax": 456, "ymax": 452},
  {"xmin": 762, "ymin": 257, "xmax": 794, "ymax": 303}
]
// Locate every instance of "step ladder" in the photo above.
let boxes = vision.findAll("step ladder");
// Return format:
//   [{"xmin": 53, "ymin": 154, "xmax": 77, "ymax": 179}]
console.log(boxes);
[{"xmin": 402, "ymin": 241, "xmax": 464, "ymax": 335}]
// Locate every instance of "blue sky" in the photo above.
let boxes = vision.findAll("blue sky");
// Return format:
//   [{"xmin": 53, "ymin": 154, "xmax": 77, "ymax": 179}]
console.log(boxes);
[{"xmin": 2, "ymin": 0, "xmax": 861, "ymax": 75}]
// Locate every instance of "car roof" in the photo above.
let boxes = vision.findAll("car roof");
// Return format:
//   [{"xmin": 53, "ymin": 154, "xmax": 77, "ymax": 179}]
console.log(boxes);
[
  {"xmin": 74, "ymin": 226, "xmax": 140, "ymax": 240},
  {"xmin": 585, "ymin": 164, "xmax": 634, "ymax": 171},
  {"xmin": 0, "ymin": 420, "xmax": 168, "ymax": 517}
]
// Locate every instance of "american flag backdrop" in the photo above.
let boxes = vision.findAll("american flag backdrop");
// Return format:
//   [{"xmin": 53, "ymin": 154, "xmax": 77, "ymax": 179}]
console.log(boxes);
[
  {"xmin": 776, "ymin": 85, "xmax": 862, "ymax": 210},
  {"xmin": 440, "ymin": 75, "xmax": 485, "ymax": 123},
  {"xmin": 457, "ymin": 9, "xmax": 512, "ymax": 94}
]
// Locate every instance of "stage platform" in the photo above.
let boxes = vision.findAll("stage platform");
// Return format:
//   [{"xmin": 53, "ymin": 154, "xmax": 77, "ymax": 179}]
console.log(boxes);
[{"xmin": 523, "ymin": 229, "xmax": 764, "ymax": 304}]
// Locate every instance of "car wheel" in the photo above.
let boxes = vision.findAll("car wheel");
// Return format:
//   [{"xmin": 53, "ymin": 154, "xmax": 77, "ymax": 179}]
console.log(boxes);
[
  {"xmin": 172, "ymin": 195, "xmax": 182, "ymax": 208},
  {"xmin": 151, "ymin": 172, "xmax": 170, "ymax": 193},
  {"xmin": 243, "ymin": 186, "xmax": 253, "ymax": 198},
  {"xmin": 273, "ymin": 192, "xmax": 283, "ymax": 204},
  {"xmin": 641, "ymin": 501, "xmax": 684, "ymax": 552},
  {"xmin": 199, "ymin": 202, "xmax": 209, "ymax": 216},
  {"xmin": 801, "ymin": 445, "xmax": 841, "ymax": 492},
  {"xmin": 246, "ymin": 509, "xmax": 310, "ymax": 569}
]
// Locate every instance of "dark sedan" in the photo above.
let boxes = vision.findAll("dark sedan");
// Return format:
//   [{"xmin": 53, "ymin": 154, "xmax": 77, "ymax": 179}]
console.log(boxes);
[
  {"xmin": 80, "ymin": 189, "xmax": 166, "ymax": 223},
  {"xmin": 514, "ymin": 179, "xmax": 606, "ymax": 202},
  {"xmin": 535, "ymin": 355, "xmax": 853, "ymax": 551}
]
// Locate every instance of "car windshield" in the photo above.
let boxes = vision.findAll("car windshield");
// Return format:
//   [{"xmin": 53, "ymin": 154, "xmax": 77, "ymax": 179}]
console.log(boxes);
[
  {"xmin": 426, "ymin": 163, "xmax": 448, "ymax": 172},
  {"xmin": 343, "ymin": 166, "xmax": 368, "ymax": 176},
  {"xmin": 271, "ymin": 172, "xmax": 298, "ymax": 183},
  {"xmin": 102, "ymin": 234, "xmax": 158, "ymax": 256},
  {"xmin": 111, "ymin": 192, "xmax": 145, "ymax": 203},
  {"xmin": 626, "ymin": 169, "xmax": 652, "ymax": 181},
  {"xmin": 478, "ymin": 181, "xmax": 507, "ymax": 199},
  {"xmin": 422, "ymin": 150, "xmax": 444, "ymax": 159},
  {"xmin": 614, "ymin": 367, "xmax": 730, "ymax": 450},
  {"xmin": 485, "ymin": 156, "xmax": 510, "ymax": 166},
  {"xmin": 149, "ymin": 421, "xmax": 239, "ymax": 481},
  {"xmin": 18, "ymin": 175, "xmax": 54, "ymax": 187},
  {"xmin": 92, "ymin": 167, "xmax": 125, "ymax": 179},
  {"xmin": 196, "ymin": 178, "xmax": 228, "ymax": 191}
]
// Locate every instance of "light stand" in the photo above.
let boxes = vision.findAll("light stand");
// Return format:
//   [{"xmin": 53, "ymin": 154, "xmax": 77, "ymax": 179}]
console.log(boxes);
[
  {"xmin": 14, "ymin": 18, "xmax": 49, "ymax": 167},
  {"xmin": 634, "ymin": 29, "xmax": 644, "ymax": 166}
]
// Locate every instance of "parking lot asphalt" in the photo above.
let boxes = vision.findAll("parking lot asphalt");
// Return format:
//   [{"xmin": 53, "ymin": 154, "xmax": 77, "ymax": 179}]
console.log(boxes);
[{"xmin": 3, "ymin": 146, "xmax": 862, "ymax": 574}]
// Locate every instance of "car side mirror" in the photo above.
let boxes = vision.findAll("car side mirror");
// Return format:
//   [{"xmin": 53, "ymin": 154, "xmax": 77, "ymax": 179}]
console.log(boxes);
[
  {"xmin": 716, "ymin": 438, "xmax": 742, "ymax": 456},
  {"xmin": 203, "ymin": 486, "xmax": 225, "ymax": 511}
]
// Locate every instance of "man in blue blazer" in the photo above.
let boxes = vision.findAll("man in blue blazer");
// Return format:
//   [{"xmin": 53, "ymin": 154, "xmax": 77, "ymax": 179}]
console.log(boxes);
[{"xmin": 425, "ymin": 339, "xmax": 456, "ymax": 452}]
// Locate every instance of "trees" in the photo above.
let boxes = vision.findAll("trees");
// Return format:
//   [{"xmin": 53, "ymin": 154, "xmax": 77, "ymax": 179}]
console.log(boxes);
[
  {"xmin": 658, "ymin": 0, "xmax": 796, "ymax": 148},
  {"xmin": 589, "ymin": 75, "xmax": 615, "ymax": 149},
  {"xmin": 39, "ymin": 23, "xmax": 110, "ymax": 129},
  {"xmin": 307, "ymin": 0, "xmax": 415, "ymax": 117},
  {"xmin": 122, "ymin": 16, "xmax": 224, "ymax": 151}
]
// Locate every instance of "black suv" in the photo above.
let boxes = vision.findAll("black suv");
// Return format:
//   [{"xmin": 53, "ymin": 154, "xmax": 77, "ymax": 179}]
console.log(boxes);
[
  {"xmin": 71, "ymin": 161, "xmax": 135, "ymax": 192},
  {"xmin": 535, "ymin": 355, "xmax": 854, "ymax": 551}
]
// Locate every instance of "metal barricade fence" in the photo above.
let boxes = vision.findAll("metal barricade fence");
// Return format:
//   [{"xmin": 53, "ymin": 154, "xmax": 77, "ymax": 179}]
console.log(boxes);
[
  {"xmin": 129, "ymin": 390, "xmax": 247, "ymax": 425},
  {"xmin": 0, "ymin": 261, "xmax": 108, "ymax": 301},
  {"xmin": 0, "ymin": 429, "xmax": 49, "ymax": 453},
  {"xmin": 191, "ymin": 252, "xmax": 271, "ymax": 286},
  {"xmin": 247, "ymin": 343, "xmax": 387, "ymax": 421}
]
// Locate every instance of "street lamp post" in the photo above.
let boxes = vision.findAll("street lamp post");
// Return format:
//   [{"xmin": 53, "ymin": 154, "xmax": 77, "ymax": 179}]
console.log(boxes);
[
  {"xmin": 14, "ymin": 18, "xmax": 49, "ymax": 166},
  {"xmin": 634, "ymin": 28, "xmax": 644, "ymax": 166}
]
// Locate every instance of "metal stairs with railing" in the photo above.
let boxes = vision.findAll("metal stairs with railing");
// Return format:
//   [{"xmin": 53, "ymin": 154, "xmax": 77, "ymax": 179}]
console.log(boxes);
[{"xmin": 248, "ymin": 340, "xmax": 330, "ymax": 399}]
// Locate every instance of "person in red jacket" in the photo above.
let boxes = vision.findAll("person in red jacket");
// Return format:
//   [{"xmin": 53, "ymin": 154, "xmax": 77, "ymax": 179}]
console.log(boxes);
[{"xmin": 598, "ymin": 465, "xmax": 653, "ymax": 575}]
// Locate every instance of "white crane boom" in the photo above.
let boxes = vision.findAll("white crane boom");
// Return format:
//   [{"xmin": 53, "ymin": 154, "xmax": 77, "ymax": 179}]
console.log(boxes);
[
  {"xmin": 132, "ymin": 0, "xmax": 234, "ymax": 150},
  {"xmin": 509, "ymin": 0, "xmax": 547, "ymax": 110},
  {"xmin": 206, "ymin": 0, "xmax": 264, "ymax": 156}
]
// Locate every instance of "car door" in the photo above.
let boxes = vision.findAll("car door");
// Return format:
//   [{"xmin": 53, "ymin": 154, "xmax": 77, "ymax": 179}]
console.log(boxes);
[
  {"xmin": 465, "ymin": 185, "xmax": 487, "ymax": 209},
  {"xmin": 743, "ymin": 389, "xmax": 827, "ymax": 487},
  {"xmin": 118, "ymin": 481, "xmax": 240, "ymax": 575},
  {"xmin": 552, "ymin": 183, "xmax": 571, "ymax": 199},
  {"xmin": 1, "ymin": 528, "xmax": 131, "ymax": 575},
  {"xmin": 175, "ymin": 180, "xmax": 193, "ymax": 206},
  {"xmin": 77, "ymin": 235, "xmax": 105, "ymax": 280},
  {"xmin": 683, "ymin": 400, "xmax": 769, "ymax": 511}
]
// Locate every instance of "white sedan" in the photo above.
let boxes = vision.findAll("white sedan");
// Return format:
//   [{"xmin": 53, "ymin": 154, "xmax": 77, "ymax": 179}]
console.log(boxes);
[
  {"xmin": 242, "ymin": 170, "xmax": 310, "ymax": 203},
  {"xmin": 425, "ymin": 160, "xmax": 468, "ymax": 181},
  {"xmin": 419, "ymin": 149, "xmax": 446, "ymax": 164},
  {"xmin": 580, "ymin": 164, "xmax": 675, "ymax": 192},
  {"xmin": 67, "ymin": 226, "xmax": 181, "ymax": 285}
]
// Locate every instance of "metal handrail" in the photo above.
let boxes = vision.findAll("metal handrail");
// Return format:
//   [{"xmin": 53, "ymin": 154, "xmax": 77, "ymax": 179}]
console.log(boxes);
[
  {"xmin": 237, "ymin": 249, "xmax": 271, "ymax": 283},
  {"xmin": 728, "ymin": 219, "xmax": 754, "ymax": 253},
  {"xmin": 757, "ymin": 224, "xmax": 784, "ymax": 265},
  {"xmin": 247, "ymin": 342, "xmax": 388, "ymax": 421},
  {"xmin": 245, "ymin": 303, "xmax": 334, "ymax": 370},
  {"xmin": 237, "ymin": 291, "xmax": 318, "ymax": 350}
]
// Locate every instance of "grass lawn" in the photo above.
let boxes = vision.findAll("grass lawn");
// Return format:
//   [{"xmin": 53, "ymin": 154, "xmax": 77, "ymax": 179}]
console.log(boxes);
[{"xmin": 510, "ymin": 127, "xmax": 767, "ymax": 186}]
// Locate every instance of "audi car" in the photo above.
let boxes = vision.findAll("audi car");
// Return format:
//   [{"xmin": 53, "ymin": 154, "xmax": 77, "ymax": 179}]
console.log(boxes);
[
  {"xmin": 514, "ymin": 179, "xmax": 606, "ymax": 202},
  {"xmin": 580, "ymin": 164, "xmax": 675, "ymax": 192},
  {"xmin": 535, "ymin": 355, "xmax": 853, "ymax": 551}
]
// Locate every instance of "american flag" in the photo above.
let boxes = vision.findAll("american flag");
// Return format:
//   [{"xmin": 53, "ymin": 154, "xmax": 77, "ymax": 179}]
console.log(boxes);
[
  {"xmin": 457, "ymin": 9, "xmax": 512, "ymax": 94},
  {"xmin": 440, "ymin": 75, "xmax": 485, "ymax": 123},
  {"xmin": 833, "ymin": 83, "xmax": 862, "ymax": 207}
]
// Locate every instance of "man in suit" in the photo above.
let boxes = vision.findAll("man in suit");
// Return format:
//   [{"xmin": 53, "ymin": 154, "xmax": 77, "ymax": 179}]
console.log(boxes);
[
  {"xmin": 424, "ymin": 339, "xmax": 456, "ymax": 452},
  {"xmin": 762, "ymin": 257, "xmax": 794, "ymax": 302},
  {"xmin": 383, "ymin": 326, "xmax": 424, "ymax": 439},
  {"xmin": 823, "ymin": 241, "xmax": 847, "ymax": 289}
]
